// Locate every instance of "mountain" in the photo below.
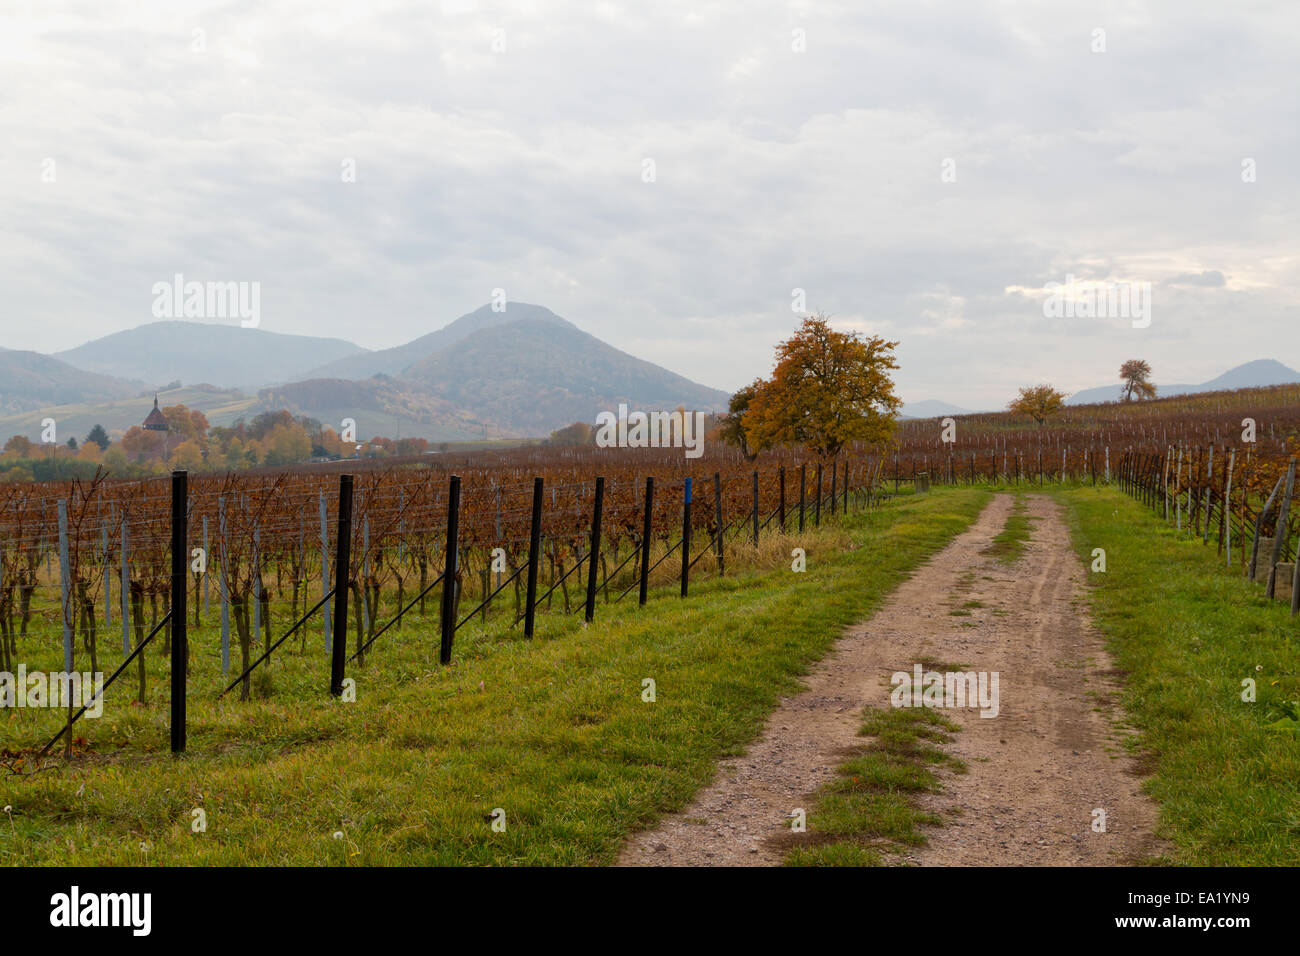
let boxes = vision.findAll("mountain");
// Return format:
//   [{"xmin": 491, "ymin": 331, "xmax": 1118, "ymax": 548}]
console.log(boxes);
[
  {"xmin": 901, "ymin": 399, "xmax": 973, "ymax": 419},
  {"xmin": 398, "ymin": 315, "xmax": 730, "ymax": 436},
  {"xmin": 1066, "ymin": 359, "xmax": 1300, "ymax": 406},
  {"xmin": 256, "ymin": 377, "xmax": 500, "ymax": 443},
  {"xmin": 1196, "ymin": 359, "xmax": 1300, "ymax": 391},
  {"xmin": 54, "ymin": 321, "xmax": 368, "ymax": 392},
  {"xmin": 259, "ymin": 304, "xmax": 730, "ymax": 439},
  {"xmin": 8, "ymin": 304, "xmax": 735, "ymax": 442},
  {"xmin": 303, "ymin": 303, "xmax": 575, "ymax": 380},
  {"xmin": 0, "ymin": 348, "xmax": 137, "ymax": 415}
]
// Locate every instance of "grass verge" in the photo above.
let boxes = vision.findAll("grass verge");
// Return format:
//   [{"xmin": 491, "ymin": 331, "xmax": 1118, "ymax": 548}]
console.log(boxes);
[{"xmin": 1057, "ymin": 485, "xmax": 1300, "ymax": 865}]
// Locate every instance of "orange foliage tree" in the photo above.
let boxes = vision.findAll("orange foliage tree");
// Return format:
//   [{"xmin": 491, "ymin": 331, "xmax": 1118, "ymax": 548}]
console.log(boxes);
[
  {"xmin": 741, "ymin": 314, "xmax": 901, "ymax": 458},
  {"xmin": 1008, "ymin": 384, "xmax": 1067, "ymax": 426}
]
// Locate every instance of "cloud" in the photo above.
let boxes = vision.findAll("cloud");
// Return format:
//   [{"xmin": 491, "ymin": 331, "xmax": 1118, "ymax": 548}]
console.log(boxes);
[
  {"xmin": 1164, "ymin": 270, "xmax": 1227, "ymax": 287},
  {"xmin": 1, "ymin": 0, "xmax": 1297, "ymax": 409}
]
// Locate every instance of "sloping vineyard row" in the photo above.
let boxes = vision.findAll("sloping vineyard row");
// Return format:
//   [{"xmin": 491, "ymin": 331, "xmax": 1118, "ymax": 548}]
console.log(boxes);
[
  {"xmin": 0, "ymin": 451, "xmax": 883, "ymax": 680},
  {"xmin": 894, "ymin": 383, "xmax": 1300, "ymax": 448}
]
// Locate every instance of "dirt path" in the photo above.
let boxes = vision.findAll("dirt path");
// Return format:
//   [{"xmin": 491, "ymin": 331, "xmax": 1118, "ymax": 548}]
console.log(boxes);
[{"xmin": 616, "ymin": 493, "xmax": 1163, "ymax": 867}]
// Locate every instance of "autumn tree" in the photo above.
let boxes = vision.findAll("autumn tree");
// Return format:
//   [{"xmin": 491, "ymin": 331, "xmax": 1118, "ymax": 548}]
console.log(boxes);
[
  {"xmin": 76, "ymin": 441, "xmax": 104, "ymax": 464},
  {"xmin": 364, "ymin": 436, "xmax": 395, "ymax": 459},
  {"xmin": 1119, "ymin": 359, "xmax": 1156, "ymax": 401},
  {"xmin": 259, "ymin": 423, "xmax": 312, "ymax": 466},
  {"xmin": 1008, "ymin": 384, "xmax": 1067, "ymax": 426},
  {"xmin": 170, "ymin": 440, "xmax": 205, "ymax": 471},
  {"xmin": 717, "ymin": 380, "xmax": 762, "ymax": 461},
  {"xmin": 742, "ymin": 315, "xmax": 901, "ymax": 458},
  {"xmin": 119, "ymin": 426, "xmax": 165, "ymax": 462},
  {"xmin": 163, "ymin": 404, "xmax": 210, "ymax": 442},
  {"xmin": 316, "ymin": 426, "xmax": 345, "ymax": 458},
  {"xmin": 224, "ymin": 437, "xmax": 253, "ymax": 469},
  {"xmin": 3, "ymin": 435, "xmax": 35, "ymax": 457},
  {"xmin": 248, "ymin": 409, "xmax": 295, "ymax": 441},
  {"xmin": 85, "ymin": 424, "xmax": 110, "ymax": 451},
  {"xmin": 102, "ymin": 446, "xmax": 128, "ymax": 473},
  {"xmin": 393, "ymin": 437, "xmax": 431, "ymax": 456},
  {"xmin": 548, "ymin": 422, "xmax": 595, "ymax": 446}
]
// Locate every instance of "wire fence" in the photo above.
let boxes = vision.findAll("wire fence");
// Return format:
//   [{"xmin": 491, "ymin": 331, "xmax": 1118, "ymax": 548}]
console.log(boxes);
[
  {"xmin": 1116, "ymin": 450, "xmax": 1300, "ymax": 610},
  {"xmin": 1, "ymin": 454, "xmax": 894, "ymax": 756}
]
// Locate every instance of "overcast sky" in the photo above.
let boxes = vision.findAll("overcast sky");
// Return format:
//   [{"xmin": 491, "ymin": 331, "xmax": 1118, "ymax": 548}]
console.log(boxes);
[{"xmin": 2, "ymin": 1, "xmax": 1297, "ymax": 409}]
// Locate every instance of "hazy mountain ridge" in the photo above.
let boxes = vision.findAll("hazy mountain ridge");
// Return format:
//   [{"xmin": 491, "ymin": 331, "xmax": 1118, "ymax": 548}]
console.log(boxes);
[
  {"xmin": 397, "ymin": 317, "xmax": 730, "ymax": 436},
  {"xmin": 256, "ymin": 377, "xmax": 500, "ymax": 442},
  {"xmin": 896, "ymin": 359, "xmax": 1300, "ymax": 416},
  {"xmin": 1066, "ymin": 359, "xmax": 1300, "ymax": 406},
  {"xmin": 900, "ymin": 399, "xmax": 974, "ymax": 419},
  {"xmin": 54, "ymin": 321, "xmax": 369, "ymax": 392},
  {"xmin": 12, "ymin": 305, "xmax": 728, "ymax": 441},
  {"xmin": 303, "ymin": 303, "xmax": 577, "ymax": 381},
  {"xmin": 29, "ymin": 313, "xmax": 1287, "ymax": 444},
  {"xmin": 119, "ymin": 302, "xmax": 730, "ymax": 440},
  {"xmin": 0, "ymin": 385, "xmax": 256, "ymax": 444},
  {"xmin": 0, "ymin": 349, "xmax": 138, "ymax": 414},
  {"xmin": 254, "ymin": 309, "xmax": 730, "ymax": 439}
]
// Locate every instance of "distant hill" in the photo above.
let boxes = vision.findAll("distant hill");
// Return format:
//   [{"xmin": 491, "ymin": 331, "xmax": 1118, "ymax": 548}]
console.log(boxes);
[
  {"xmin": 0, "ymin": 385, "xmax": 256, "ymax": 444},
  {"xmin": 398, "ymin": 315, "xmax": 730, "ymax": 436},
  {"xmin": 262, "ymin": 304, "xmax": 730, "ymax": 439},
  {"xmin": 901, "ymin": 399, "xmax": 974, "ymax": 419},
  {"xmin": 256, "ymin": 377, "xmax": 500, "ymax": 443},
  {"xmin": 0, "ymin": 348, "xmax": 136, "ymax": 414},
  {"xmin": 54, "ymin": 321, "xmax": 368, "ymax": 391},
  {"xmin": 5, "ymin": 304, "xmax": 735, "ymax": 442},
  {"xmin": 1066, "ymin": 359, "xmax": 1300, "ymax": 406},
  {"xmin": 304, "ymin": 303, "xmax": 575, "ymax": 380}
]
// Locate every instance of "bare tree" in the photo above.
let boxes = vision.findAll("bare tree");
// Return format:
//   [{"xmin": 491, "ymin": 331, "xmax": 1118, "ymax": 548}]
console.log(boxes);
[{"xmin": 1119, "ymin": 359, "xmax": 1157, "ymax": 401}]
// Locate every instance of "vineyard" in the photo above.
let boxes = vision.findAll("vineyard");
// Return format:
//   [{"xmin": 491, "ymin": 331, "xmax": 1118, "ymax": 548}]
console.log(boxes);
[
  {"xmin": 3, "ymin": 383, "xmax": 1299, "ymax": 759},
  {"xmin": 1115, "ymin": 448, "xmax": 1300, "ymax": 609},
  {"xmin": 0, "ymin": 446, "xmax": 885, "ymax": 758},
  {"xmin": 892, "ymin": 384, "xmax": 1297, "ymax": 480},
  {"xmin": 0, "ymin": 391, "xmax": 1298, "ymax": 872},
  {"xmin": 886, "ymin": 384, "xmax": 1300, "ymax": 574}
]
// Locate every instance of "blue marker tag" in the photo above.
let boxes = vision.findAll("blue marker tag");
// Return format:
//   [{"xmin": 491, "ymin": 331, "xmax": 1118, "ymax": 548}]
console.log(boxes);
[{"xmin": 684, "ymin": 476, "xmax": 692, "ymax": 504}]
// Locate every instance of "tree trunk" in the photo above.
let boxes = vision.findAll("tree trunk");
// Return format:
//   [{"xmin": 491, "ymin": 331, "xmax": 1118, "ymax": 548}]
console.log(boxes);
[
  {"xmin": 260, "ymin": 577, "xmax": 272, "ymax": 653},
  {"xmin": 351, "ymin": 581, "xmax": 366, "ymax": 665},
  {"xmin": 19, "ymin": 571, "xmax": 35, "ymax": 637},
  {"xmin": 233, "ymin": 597, "xmax": 252, "ymax": 701},
  {"xmin": 394, "ymin": 571, "xmax": 405, "ymax": 630},
  {"xmin": 153, "ymin": 591, "xmax": 165, "ymax": 653},
  {"xmin": 0, "ymin": 600, "xmax": 10, "ymax": 674},
  {"xmin": 417, "ymin": 554, "xmax": 428, "ymax": 615},
  {"xmin": 131, "ymin": 587, "xmax": 147, "ymax": 703},
  {"xmin": 79, "ymin": 589, "xmax": 98, "ymax": 676}
]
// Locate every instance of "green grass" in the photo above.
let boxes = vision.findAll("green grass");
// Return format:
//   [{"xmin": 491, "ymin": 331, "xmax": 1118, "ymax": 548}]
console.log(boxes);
[
  {"xmin": 982, "ymin": 494, "xmax": 1033, "ymax": 564},
  {"xmin": 783, "ymin": 707, "xmax": 963, "ymax": 866},
  {"xmin": 0, "ymin": 486, "xmax": 990, "ymax": 865},
  {"xmin": 1056, "ymin": 485, "xmax": 1300, "ymax": 866}
]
